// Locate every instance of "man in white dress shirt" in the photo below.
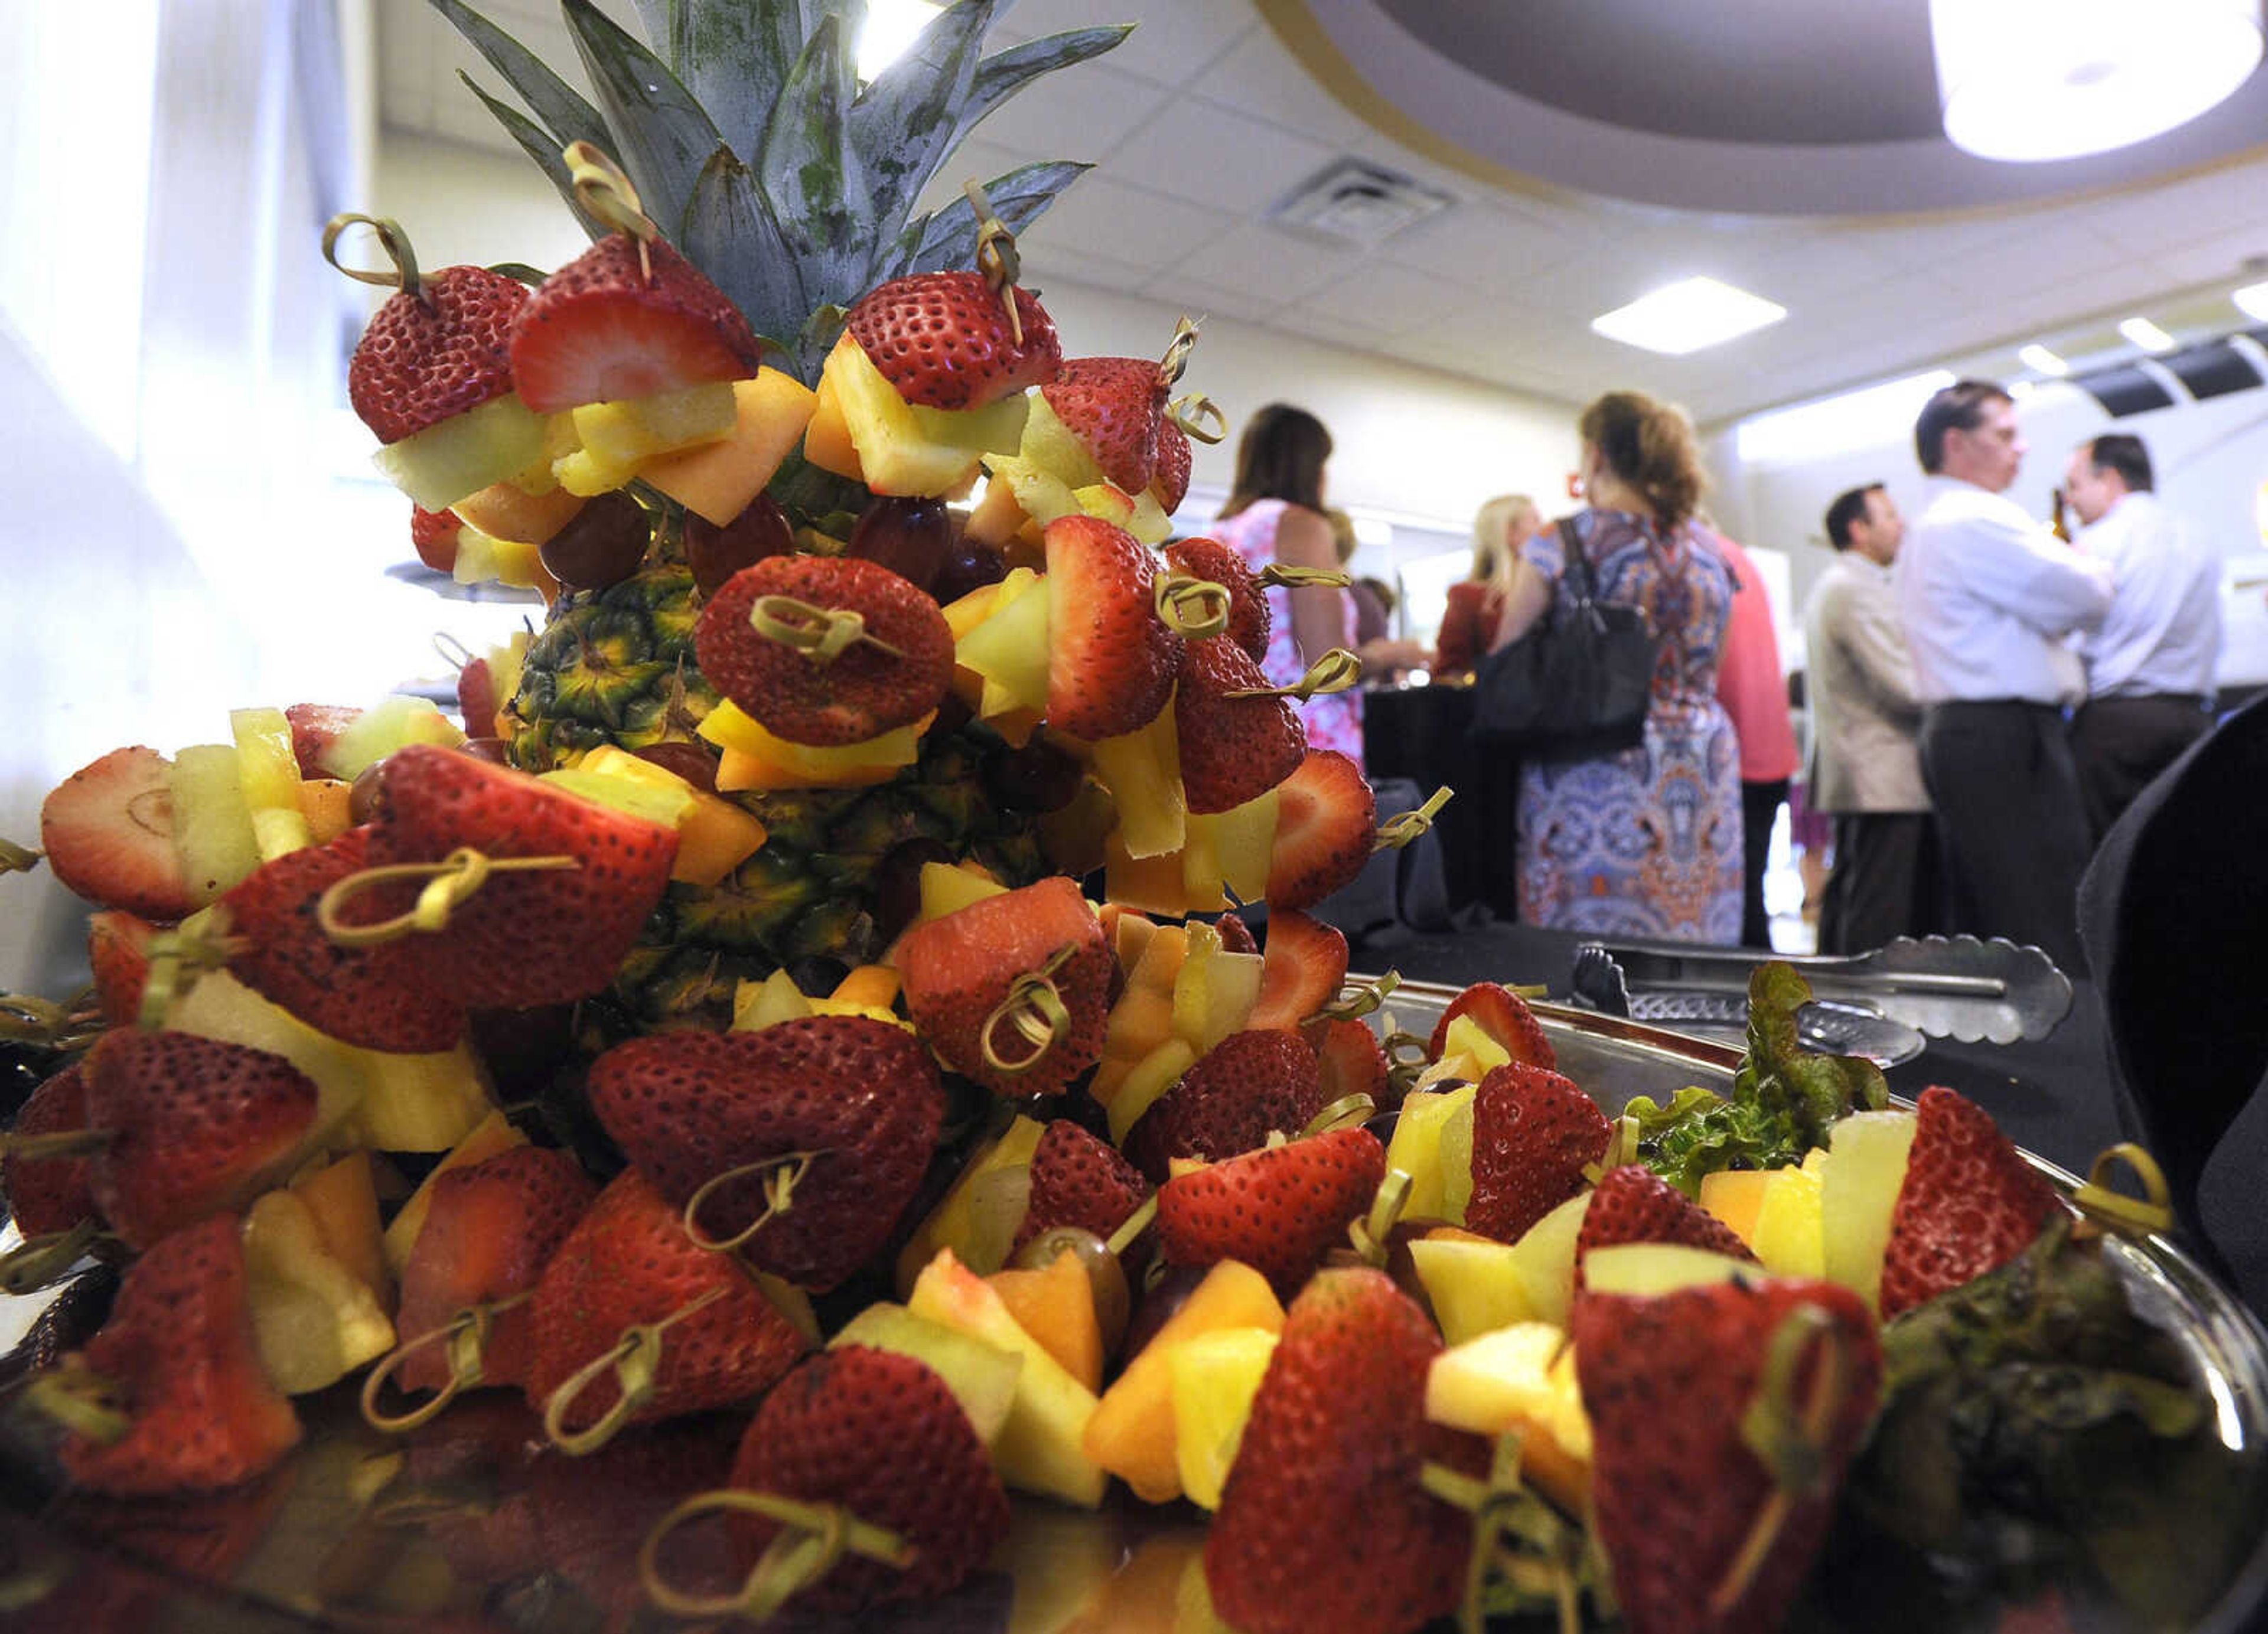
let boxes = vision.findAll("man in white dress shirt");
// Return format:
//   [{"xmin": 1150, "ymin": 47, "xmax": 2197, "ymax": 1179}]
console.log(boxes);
[
  {"xmin": 1896, "ymin": 380, "xmax": 2113, "ymax": 971},
  {"xmin": 2064, "ymin": 432, "xmax": 2222, "ymax": 845},
  {"xmin": 1806, "ymin": 483, "xmax": 1940, "ymax": 954}
]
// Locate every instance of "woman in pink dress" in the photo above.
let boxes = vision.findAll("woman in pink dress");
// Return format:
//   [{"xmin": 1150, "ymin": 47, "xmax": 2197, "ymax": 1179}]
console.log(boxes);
[{"xmin": 1211, "ymin": 404, "xmax": 1424, "ymax": 770}]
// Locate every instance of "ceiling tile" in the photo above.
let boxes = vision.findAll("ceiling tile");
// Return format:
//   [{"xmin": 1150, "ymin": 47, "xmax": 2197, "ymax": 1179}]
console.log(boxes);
[
  {"xmin": 1110, "ymin": 97, "xmax": 1340, "ymax": 216},
  {"xmin": 1020, "ymin": 173, "xmax": 1238, "ymax": 272},
  {"xmin": 1031, "ymin": 247, "xmax": 1158, "ymax": 298},
  {"xmin": 1138, "ymin": 273, "xmax": 1288, "ymax": 327},
  {"xmin": 1185, "ymin": 26, "xmax": 1372, "ymax": 149},
  {"xmin": 1290, "ymin": 260, "xmax": 1490, "ymax": 337},
  {"xmin": 1174, "ymin": 220, "xmax": 1368, "ymax": 302},
  {"xmin": 2143, "ymin": 222, "xmax": 2268, "ymax": 290},
  {"xmin": 967, "ymin": 60, "xmax": 1173, "ymax": 158},
  {"xmin": 1008, "ymin": 0, "xmax": 1254, "ymax": 89},
  {"xmin": 1384, "ymin": 198, "xmax": 1589, "ymax": 288}
]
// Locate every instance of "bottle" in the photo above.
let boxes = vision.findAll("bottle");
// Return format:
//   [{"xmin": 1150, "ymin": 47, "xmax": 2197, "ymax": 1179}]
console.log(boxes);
[{"xmin": 2049, "ymin": 487, "xmax": 2071, "ymax": 542}]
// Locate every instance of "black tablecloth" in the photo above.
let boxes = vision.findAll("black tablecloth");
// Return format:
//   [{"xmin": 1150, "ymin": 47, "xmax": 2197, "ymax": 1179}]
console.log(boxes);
[{"xmin": 1360, "ymin": 684, "xmax": 1521, "ymax": 919}]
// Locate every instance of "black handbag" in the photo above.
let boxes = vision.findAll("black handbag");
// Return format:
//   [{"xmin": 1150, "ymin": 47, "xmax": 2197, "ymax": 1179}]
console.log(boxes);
[{"xmin": 1468, "ymin": 517, "xmax": 1663, "ymax": 759}]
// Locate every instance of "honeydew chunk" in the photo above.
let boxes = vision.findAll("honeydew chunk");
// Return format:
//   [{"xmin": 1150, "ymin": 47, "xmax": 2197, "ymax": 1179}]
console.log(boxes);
[
  {"xmin": 336, "ymin": 1044, "xmax": 499, "ymax": 1154},
  {"xmin": 1506, "ymin": 1190, "xmax": 1594, "ymax": 1326},
  {"xmin": 317, "ymin": 696, "xmax": 464, "ymax": 781},
  {"xmin": 569, "ymin": 381, "xmax": 738, "ymax": 467},
  {"xmin": 230, "ymin": 707, "xmax": 312, "ymax": 860},
  {"xmin": 1387, "ymin": 1082, "xmax": 1478, "ymax": 1222},
  {"xmin": 290, "ymin": 1151, "xmax": 389, "ymax": 1305},
  {"xmin": 372, "ymin": 392, "xmax": 549, "ymax": 510},
  {"xmin": 452, "ymin": 524, "xmax": 556, "ymax": 591},
  {"xmin": 1124, "ymin": 488, "xmax": 1173, "ymax": 546},
  {"xmin": 832, "ymin": 1302, "xmax": 1025, "ymax": 1447},
  {"xmin": 242, "ymin": 1189, "xmax": 396, "ymax": 1395},
  {"xmin": 170, "ymin": 744, "xmax": 263, "ymax": 906},
  {"xmin": 897, "ymin": 1116, "xmax": 1047, "ymax": 1293},
  {"xmin": 1583, "ymin": 1242, "xmax": 1757, "ymax": 1297},
  {"xmin": 539, "ymin": 767, "xmax": 696, "ymax": 830},
  {"xmin": 955, "ymin": 568, "xmax": 1052, "ymax": 716},
  {"xmin": 1410, "ymin": 1234, "xmax": 1536, "ymax": 1345},
  {"xmin": 1820, "ymin": 1109, "xmax": 1920, "ymax": 1312},
  {"xmin": 1018, "ymin": 392, "xmax": 1108, "ymax": 490},
  {"xmin": 983, "ymin": 452, "xmax": 1080, "ymax": 530},
  {"xmin": 1169, "ymin": 1326, "xmax": 1280, "ymax": 1509}
]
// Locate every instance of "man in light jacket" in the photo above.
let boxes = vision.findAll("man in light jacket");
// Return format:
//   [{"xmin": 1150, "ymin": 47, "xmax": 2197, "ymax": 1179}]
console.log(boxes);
[{"xmin": 1806, "ymin": 483, "xmax": 1938, "ymax": 954}]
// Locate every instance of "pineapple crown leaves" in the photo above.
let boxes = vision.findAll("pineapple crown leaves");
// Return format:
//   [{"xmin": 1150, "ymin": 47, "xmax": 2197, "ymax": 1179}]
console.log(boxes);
[{"xmin": 425, "ymin": 0, "xmax": 1129, "ymax": 381}]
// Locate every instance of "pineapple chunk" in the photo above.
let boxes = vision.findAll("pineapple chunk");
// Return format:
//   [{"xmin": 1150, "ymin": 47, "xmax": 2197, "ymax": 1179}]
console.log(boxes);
[
  {"xmin": 1104, "ymin": 831, "xmax": 1191, "ymax": 918},
  {"xmin": 242, "ymin": 1190, "xmax": 396, "ymax": 1395},
  {"xmin": 1751, "ymin": 1164, "xmax": 1827, "ymax": 1277},
  {"xmin": 917, "ymin": 859, "xmax": 1010, "ymax": 921},
  {"xmin": 453, "ymin": 523, "xmax": 560, "ymax": 595},
  {"xmin": 731, "ymin": 968, "xmax": 813, "ymax": 1032},
  {"xmin": 372, "ymin": 393, "xmax": 550, "ymax": 511},
  {"xmin": 820, "ymin": 334, "xmax": 1028, "ymax": 498},
  {"xmin": 231, "ymin": 707, "xmax": 312, "ymax": 860},
  {"xmin": 801, "ymin": 363, "xmax": 863, "ymax": 482},
  {"xmin": 1017, "ymin": 392, "xmax": 1109, "ymax": 490},
  {"xmin": 539, "ymin": 767, "xmax": 698, "ymax": 830},
  {"xmin": 170, "ymin": 743, "xmax": 263, "ymax": 906},
  {"xmin": 1190, "ymin": 795, "xmax": 1277, "ymax": 906},
  {"xmin": 1089, "ymin": 712, "xmax": 1186, "ymax": 860},
  {"xmin": 570, "ymin": 381, "xmax": 738, "ymax": 467},
  {"xmin": 982, "ymin": 452, "xmax": 1081, "ymax": 532},
  {"xmin": 696, "ymin": 699, "xmax": 928, "ymax": 780},
  {"xmin": 1387, "ymin": 1083, "xmax": 1478, "ymax": 1223},
  {"xmin": 954, "ymin": 568, "xmax": 1051, "ymax": 717},
  {"xmin": 1169, "ymin": 1326, "xmax": 1279, "ymax": 1510},
  {"xmin": 1410, "ymin": 1233, "xmax": 1536, "ymax": 1344},
  {"xmin": 1107, "ymin": 1036, "xmax": 1199, "ymax": 1144},
  {"xmin": 1424, "ymin": 1322, "xmax": 1591, "ymax": 1512},
  {"xmin": 572, "ymin": 745, "xmax": 766, "ymax": 886},
  {"xmin": 318, "ymin": 696, "xmax": 464, "ymax": 780}
]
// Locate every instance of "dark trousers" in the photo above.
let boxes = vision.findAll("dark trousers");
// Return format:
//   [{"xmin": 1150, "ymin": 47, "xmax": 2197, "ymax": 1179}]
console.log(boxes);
[
  {"xmin": 1739, "ymin": 778, "xmax": 1788, "ymax": 948},
  {"xmin": 1817, "ymin": 811, "xmax": 1941, "ymax": 955},
  {"xmin": 1918, "ymin": 699, "xmax": 2091, "ymax": 973},
  {"xmin": 2072, "ymin": 693, "xmax": 2212, "ymax": 846}
]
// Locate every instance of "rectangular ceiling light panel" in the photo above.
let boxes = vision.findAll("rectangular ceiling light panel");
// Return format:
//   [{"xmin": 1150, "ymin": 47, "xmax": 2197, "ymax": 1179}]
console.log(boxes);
[{"xmin": 1591, "ymin": 276, "xmax": 1787, "ymax": 355}]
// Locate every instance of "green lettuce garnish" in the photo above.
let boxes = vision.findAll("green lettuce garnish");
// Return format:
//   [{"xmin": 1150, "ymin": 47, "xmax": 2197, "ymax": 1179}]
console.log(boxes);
[{"xmin": 1620, "ymin": 962, "xmax": 1889, "ymax": 1194}]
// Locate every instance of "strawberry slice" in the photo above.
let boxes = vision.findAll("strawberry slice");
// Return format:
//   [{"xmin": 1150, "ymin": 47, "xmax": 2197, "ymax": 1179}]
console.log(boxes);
[
  {"xmin": 1265, "ymin": 749, "xmax": 1377, "ymax": 912},
  {"xmin": 40, "ymin": 745, "xmax": 193, "ymax": 921},
  {"xmin": 395, "ymin": 1146, "xmax": 598, "ymax": 1395},
  {"xmin": 1043, "ymin": 356, "xmax": 1166, "ymax": 494},
  {"xmin": 53, "ymin": 1214, "xmax": 303, "ymax": 1495},
  {"xmin": 1156, "ymin": 1126, "xmax": 1386, "ymax": 1296},
  {"xmin": 1573, "ymin": 1276, "xmax": 1881, "ymax": 1634},
  {"xmin": 1305, "ymin": 1016, "xmax": 1395, "ymax": 1114},
  {"xmin": 411, "ymin": 504, "xmax": 462, "ymax": 572},
  {"xmin": 509, "ymin": 233, "xmax": 762, "ymax": 413},
  {"xmin": 1425, "ymin": 980, "xmax": 1556, "ymax": 1071},
  {"xmin": 1575, "ymin": 1165, "xmax": 1757, "ymax": 1287},
  {"xmin": 5, "ymin": 1064, "xmax": 96, "ymax": 1237},
  {"xmin": 1015, "ymin": 1119, "xmax": 1150, "ymax": 1254},
  {"xmin": 693, "ymin": 556, "xmax": 954, "ymax": 747},
  {"xmin": 1152, "ymin": 420, "xmax": 1194, "ymax": 514},
  {"xmin": 527, "ymin": 1168, "xmax": 811, "ymax": 1438},
  {"xmin": 587, "ymin": 1017, "xmax": 945, "ymax": 1291},
  {"xmin": 895, "ymin": 875, "xmax": 1112, "ymax": 1098},
  {"xmin": 87, "ymin": 911, "xmax": 157, "ymax": 1028},
  {"xmin": 1879, "ymin": 1087, "xmax": 2061, "ymax": 1318},
  {"xmin": 285, "ymin": 705, "xmax": 363, "ymax": 780},
  {"xmin": 84, "ymin": 1030, "xmax": 320, "ymax": 1250},
  {"xmin": 349, "ymin": 263, "xmax": 529, "ymax": 444},
  {"xmin": 1165, "ymin": 536, "xmax": 1269, "ymax": 663},
  {"xmin": 366, "ymin": 744, "xmax": 678, "ymax": 1011},
  {"xmin": 1043, "ymin": 514, "xmax": 1181, "ymax": 742},
  {"xmin": 1463, "ymin": 1061, "xmax": 1611, "ymax": 1244},
  {"xmin": 1174, "ymin": 636, "xmax": 1306, "ymax": 816},
  {"xmin": 725, "ymin": 1347, "xmax": 1012, "ymax": 1613},
  {"xmin": 1205, "ymin": 1268, "xmax": 1481, "ymax": 1634},
  {"xmin": 220, "ymin": 828, "xmax": 467, "ymax": 1054},
  {"xmin": 1123, "ymin": 1029, "xmax": 1324, "ymax": 1182},
  {"xmin": 1246, "ymin": 909, "xmax": 1348, "ymax": 1030},
  {"xmin": 843, "ymin": 270, "xmax": 1060, "ymax": 412}
]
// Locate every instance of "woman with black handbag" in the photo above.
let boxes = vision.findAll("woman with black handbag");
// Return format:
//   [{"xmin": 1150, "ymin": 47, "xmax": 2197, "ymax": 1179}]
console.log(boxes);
[{"xmin": 1481, "ymin": 390, "xmax": 1742, "ymax": 940}]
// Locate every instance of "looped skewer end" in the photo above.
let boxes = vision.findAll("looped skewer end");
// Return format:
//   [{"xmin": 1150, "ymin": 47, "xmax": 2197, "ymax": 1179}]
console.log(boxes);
[
  {"xmin": 1302, "ymin": 1092, "xmax": 1378, "ymax": 1140},
  {"xmin": 0, "ymin": 838, "xmax": 40, "ymax": 876},
  {"xmin": 681, "ymin": 1150, "xmax": 828, "ymax": 1254},
  {"xmin": 1153, "ymin": 573, "xmax": 1231, "ymax": 640},
  {"xmin": 1226, "ymin": 648, "xmax": 1362, "ymax": 704},
  {"xmin": 0, "ymin": 991, "xmax": 107, "ymax": 1052},
  {"xmin": 1166, "ymin": 392, "xmax": 1227, "ymax": 445},
  {"xmin": 1315, "ymin": 970, "xmax": 1401, "ymax": 1024},
  {"xmin": 133, "ymin": 918, "xmax": 237, "ymax": 1031},
  {"xmin": 322, "ymin": 214, "xmax": 429, "ymax": 306},
  {"xmin": 1377, "ymin": 786, "xmax": 1454, "ymax": 853},
  {"xmin": 541, "ymin": 1284, "xmax": 729, "ymax": 1456},
  {"xmin": 22, "ymin": 1366, "xmax": 131, "ymax": 1446},
  {"xmin": 0, "ymin": 1219, "xmax": 104, "ymax": 1297},
  {"xmin": 2072, "ymin": 1141, "xmax": 2176, "ymax": 1240},
  {"xmin": 638, "ymin": 1488, "xmax": 914, "ymax": 1622},
  {"xmin": 979, "ymin": 944, "xmax": 1077, "ymax": 1077},
  {"xmin": 316, "ymin": 848, "xmax": 581, "ymax": 949},
  {"xmin": 1346, "ymin": 1166, "xmax": 1413, "ymax": 1267},
  {"xmin": 1157, "ymin": 314, "xmax": 1204, "ymax": 386},
  {"xmin": 964, "ymin": 180, "xmax": 1025, "ymax": 348},
  {"xmin": 1257, "ymin": 564, "xmax": 1350, "ymax": 592},
  {"xmin": 749, "ymin": 595, "xmax": 905, "ymax": 666},
  {"xmin": 564, "ymin": 142, "xmax": 657, "ymax": 279},
  {"xmin": 360, "ymin": 1294, "xmax": 531, "ymax": 1435},
  {"xmin": 1715, "ymin": 1304, "xmax": 1859, "ymax": 1617}
]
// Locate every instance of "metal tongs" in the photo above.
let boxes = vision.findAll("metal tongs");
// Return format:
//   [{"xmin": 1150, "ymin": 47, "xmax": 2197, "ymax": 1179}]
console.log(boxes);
[{"xmin": 1569, "ymin": 934, "xmax": 2073, "ymax": 1046}]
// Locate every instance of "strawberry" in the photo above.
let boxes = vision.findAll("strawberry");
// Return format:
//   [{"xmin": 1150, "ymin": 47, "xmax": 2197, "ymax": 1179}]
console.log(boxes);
[
  {"xmin": 1265, "ymin": 749, "xmax": 1377, "ymax": 911},
  {"xmin": 693, "ymin": 555, "xmax": 954, "ymax": 747},
  {"xmin": 894, "ymin": 875, "xmax": 1111, "ymax": 1097},
  {"xmin": 1463, "ymin": 1061, "xmax": 1611, "ymax": 1244},
  {"xmin": 1123, "ymin": 1029, "xmax": 1324, "ymax": 1182},
  {"xmin": 1206, "ymin": 1267, "xmax": 1481, "ymax": 1634},
  {"xmin": 39, "ymin": 745, "xmax": 193, "ymax": 921},
  {"xmin": 1043, "ymin": 357, "xmax": 1166, "ymax": 494},
  {"xmin": 411, "ymin": 503, "xmax": 461, "ymax": 572},
  {"xmin": 1246, "ymin": 908, "xmax": 1347, "ymax": 1030},
  {"xmin": 394, "ymin": 1146, "xmax": 599, "ymax": 1395},
  {"xmin": 457, "ymin": 653, "xmax": 498, "ymax": 738},
  {"xmin": 526, "ymin": 1168, "xmax": 810, "ymax": 1436},
  {"xmin": 1174, "ymin": 636, "xmax": 1306, "ymax": 816},
  {"xmin": 586, "ymin": 1017, "xmax": 944, "ymax": 1291},
  {"xmin": 1575, "ymin": 1165, "xmax": 1758, "ymax": 1286},
  {"xmin": 83, "ymin": 1030, "xmax": 318, "ymax": 1250},
  {"xmin": 1165, "ymin": 536, "xmax": 1269, "ymax": 664},
  {"xmin": 1156, "ymin": 1126, "xmax": 1386, "ymax": 1296},
  {"xmin": 1572, "ymin": 1275, "xmax": 1882, "ymax": 1634},
  {"xmin": 5, "ymin": 1064, "xmax": 96, "ymax": 1237},
  {"xmin": 1879, "ymin": 1087, "xmax": 2061, "ymax": 1319},
  {"xmin": 348, "ymin": 262, "xmax": 529, "ymax": 443},
  {"xmin": 366, "ymin": 743, "xmax": 677, "ymax": 1010},
  {"xmin": 725, "ymin": 1346, "xmax": 1012, "ymax": 1613},
  {"xmin": 1042, "ymin": 514, "xmax": 1181, "ymax": 742},
  {"xmin": 284, "ymin": 704, "xmax": 362, "ymax": 780},
  {"xmin": 1426, "ymin": 980, "xmax": 1557, "ymax": 1071},
  {"xmin": 219, "ymin": 828, "xmax": 467, "ymax": 1054},
  {"xmin": 1014, "ymin": 1118, "xmax": 1150, "ymax": 1254},
  {"xmin": 1152, "ymin": 420, "xmax": 1194, "ymax": 513},
  {"xmin": 52, "ymin": 1214, "xmax": 302, "ymax": 1495},
  {"xmin": 87, "ymin": 910, "xmax": 157, "ymax": 1027},
  {"xmin": 509, "ymin": 233, "xmax": 762, "ymax": 413},
  {"xmin": 843, "ymin": 270, "xmax": 1061, "ymax": 412},
  {"xmin": 1305, "ymin": 1016, "xmax": 1396, "ymax": 1114}
]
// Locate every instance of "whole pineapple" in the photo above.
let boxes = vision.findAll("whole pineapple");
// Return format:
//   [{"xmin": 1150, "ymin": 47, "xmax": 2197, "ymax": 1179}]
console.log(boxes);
[{"xmin": 431, "ymin": 0, "xmax": 1123, "ymax": 1025}]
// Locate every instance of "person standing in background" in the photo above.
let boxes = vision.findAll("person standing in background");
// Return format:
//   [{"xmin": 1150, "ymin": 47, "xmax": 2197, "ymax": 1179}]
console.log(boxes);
[
  {"xmin": 1896, "ymin": 380, "xmax": 2112, "ymax": 971},
  {"xmin": 1712, "ymin": 529, "xmax": 1800, "ymax": 948},
  {"xmin": 2065, "ymin": 433, "xmax": 2223, "ymax": 844},
  {"xmin": 1492, "ymin": 391, "xmax": 1741, "ymax": 942},
  {"xmin": 1437, "ymin": 494, "xmax": 1537, "ymax": 678},
  {"xmin": 1807, "ymin": 483, "xmax": 1940, "ymax": 954}
]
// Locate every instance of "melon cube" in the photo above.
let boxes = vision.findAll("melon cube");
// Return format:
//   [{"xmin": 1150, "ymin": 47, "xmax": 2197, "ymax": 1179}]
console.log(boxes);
[{"xmin": 372, "ymin": 393, "xmax": 549, "ymax": 510}]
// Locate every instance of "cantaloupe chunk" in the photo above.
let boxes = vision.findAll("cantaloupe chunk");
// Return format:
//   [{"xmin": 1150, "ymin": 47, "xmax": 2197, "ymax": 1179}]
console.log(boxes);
[
  {"xmin": 638, "ymin": 370, "xmax": 820, "ymax": 526},
  {"xmin": 1699, "ymin": 1167, "xmax": 1773, "ymax": 1246},
  {"xmin": 989, "ymin": 1248, "xmax": 1104, "ymax": 1393},
  {"xmin": 451, "ymin": 480, "xmax": 587, "ymax": 546},
  {"xmin": 801, "ymin": 361, "xmax": 862, "ymax": 482},
  {"xmin": 295, "ymin": 778, "xmax": 355, "ymax": 845}
]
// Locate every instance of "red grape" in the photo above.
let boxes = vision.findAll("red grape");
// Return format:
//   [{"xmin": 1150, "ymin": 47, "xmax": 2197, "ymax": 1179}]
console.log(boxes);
[{"xmin": 685, "ymin": 494, "xmax": 792, "ymax": 596}]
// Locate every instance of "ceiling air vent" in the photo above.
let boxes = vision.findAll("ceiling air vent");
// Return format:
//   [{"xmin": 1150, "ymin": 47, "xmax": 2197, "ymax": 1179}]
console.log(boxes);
[{"xmin": 1270, "ymin": 160, "xmax": 1452, "ymax": 247}]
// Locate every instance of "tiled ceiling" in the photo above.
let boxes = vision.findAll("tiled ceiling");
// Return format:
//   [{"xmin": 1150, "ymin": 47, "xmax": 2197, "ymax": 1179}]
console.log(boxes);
[{"xmin": 373, "ymin": 0, "xmax": 2268, "ymax": 426}]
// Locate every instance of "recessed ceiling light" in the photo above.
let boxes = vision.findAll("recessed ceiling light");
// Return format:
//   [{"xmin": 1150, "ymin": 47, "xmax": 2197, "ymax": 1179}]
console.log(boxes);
[
  {"xmin": 2018, "ymin": 343, "xmax": 2070, "ymax": 376},
  {"xmin": 858, "ymin": 0, "xmax": 941, "ymax": 80},
  {"xmin": 2118, "ymin": 317, "xmax": 2177, "ymax": 353},
  {"xmin": 1591, "ymin": 276, "xmax": 1786, "ymax": 356},
  {"xmin": 2234, "ymin": 279, "xmax": 2268, "ymax": 322}
]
